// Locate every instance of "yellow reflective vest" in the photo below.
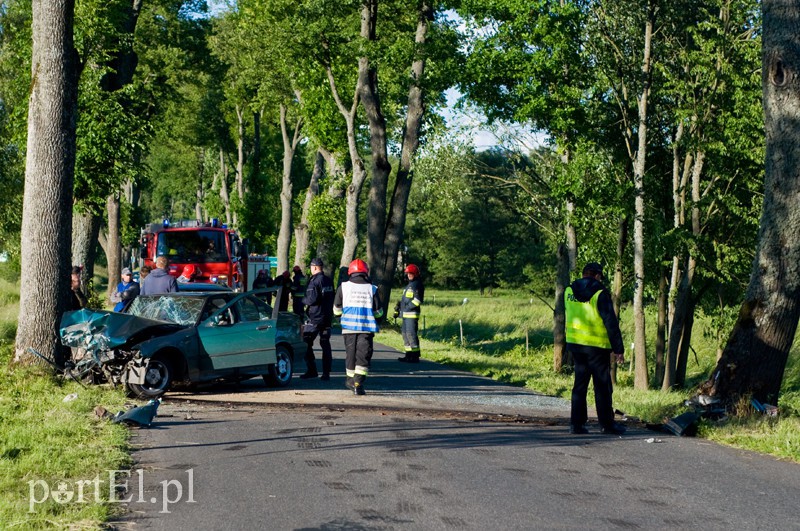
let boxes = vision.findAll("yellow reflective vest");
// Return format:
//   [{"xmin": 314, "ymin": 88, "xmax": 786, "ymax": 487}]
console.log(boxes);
[{"xmin": 564, "ymin": 287, "xmax": 612, "ymax": 349}]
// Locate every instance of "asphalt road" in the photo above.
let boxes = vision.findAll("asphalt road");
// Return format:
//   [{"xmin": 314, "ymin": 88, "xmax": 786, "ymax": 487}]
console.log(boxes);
[{"xmin": 116, "ymin": 336, "xmax": 800, "ymax": 530}]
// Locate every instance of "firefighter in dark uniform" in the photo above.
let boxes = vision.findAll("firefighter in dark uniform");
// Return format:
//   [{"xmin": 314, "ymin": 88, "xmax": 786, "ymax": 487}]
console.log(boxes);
[
  {"xmin": 333, "ymin": 259, "xmax": 383, "ymax": 395},
  {"xmin": 300, "ymin": 257, "xmax": 335, "ymax": 380},
  {"xmin": 396, "ymin": 264, "xmax": 424, "ymax": 363},
  {"xmin": 291, "ymin": 265, "xmax": 308, "ymax": 317},
  {"xmin": 565, "ymin": 262, "xmax": 626, "ymax": 435}
]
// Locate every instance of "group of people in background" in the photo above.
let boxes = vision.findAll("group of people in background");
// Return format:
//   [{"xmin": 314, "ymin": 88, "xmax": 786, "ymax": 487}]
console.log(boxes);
[{"xmin": 289, "ymin": 257, "xmax": 424, "ymax": 396}]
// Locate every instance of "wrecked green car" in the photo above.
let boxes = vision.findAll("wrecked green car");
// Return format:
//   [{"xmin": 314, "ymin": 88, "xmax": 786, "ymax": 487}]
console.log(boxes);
[{"xmin": 60, "ymin": 290, "xmax": 305, "ymax": 399}]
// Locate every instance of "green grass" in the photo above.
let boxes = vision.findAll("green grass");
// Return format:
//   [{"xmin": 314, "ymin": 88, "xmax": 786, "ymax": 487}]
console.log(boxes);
[
  {"xmin": 377, "ymin": 288, "xmax": 800, "ymax": 462},
  {"xmin": 0, "ymin": 278, "xmax": 132, "ymax": 529}
]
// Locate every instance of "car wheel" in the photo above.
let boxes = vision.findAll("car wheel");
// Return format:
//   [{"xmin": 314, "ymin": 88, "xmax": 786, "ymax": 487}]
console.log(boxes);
[
  {"xmin": 263, "ymin": 345, "xmax": 292, "ymax": 388},
  {"xmin": 127, "ymin": 357, "xmax": 172, "ymax": 399}
]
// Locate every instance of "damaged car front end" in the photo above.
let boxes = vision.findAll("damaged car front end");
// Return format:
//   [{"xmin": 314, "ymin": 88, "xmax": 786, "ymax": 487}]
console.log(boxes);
[{"xmin": 60, "ymin": 308, "xmax": 186, "ymax": 394}]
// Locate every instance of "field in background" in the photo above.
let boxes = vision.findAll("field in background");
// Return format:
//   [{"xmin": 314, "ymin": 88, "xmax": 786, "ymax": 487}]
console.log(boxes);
[{"xmin": 377, "ymin": 289, "xmax": 800, "ymax": 461}]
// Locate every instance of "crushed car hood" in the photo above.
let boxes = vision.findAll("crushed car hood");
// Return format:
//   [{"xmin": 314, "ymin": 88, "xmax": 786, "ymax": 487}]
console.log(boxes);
[{"xmin": 60, "ymin": 309, "xmax": 185, "ymax": 351}]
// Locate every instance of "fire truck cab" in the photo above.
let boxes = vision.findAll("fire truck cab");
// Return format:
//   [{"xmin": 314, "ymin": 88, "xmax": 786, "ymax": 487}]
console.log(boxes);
[{"xmin": 139, "ymin": 219, "xmax": 249, "ymax": 290}]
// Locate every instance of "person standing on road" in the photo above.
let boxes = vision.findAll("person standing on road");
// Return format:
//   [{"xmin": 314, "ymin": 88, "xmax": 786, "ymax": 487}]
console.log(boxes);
[
  {"xmin": 299, "ymin": 258, "xmax": 335, "ymax": 381},
  {"xmin": 396, "ymin": 264, "xmax": 424, "ymax": 363},
  {"xmin": 111, "ymin": 267, "xmax": 139, "ymax": 312},
  {"xmin": 140, "ymin": 255, "xmax": 178, "ymax": 296},
  {"xmin": 565, "ymin": 262, "xmax": 626, "ymax": 435},
  {"xmin": 291, "ymin": 265, "xmax": 308, "ymax": 316},
  {"xmin": 333, "ymin": 259, "xmax": 383, "ymax": 395}
]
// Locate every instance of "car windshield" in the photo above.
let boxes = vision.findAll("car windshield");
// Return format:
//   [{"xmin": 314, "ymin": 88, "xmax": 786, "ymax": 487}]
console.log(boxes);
[
  {"xmin": 156, "ymin": 230, "xmax": 228, "ymax": 264},
  {"xmin": 127, "ymin": 296, "xmax": 206, "ymax": 326}
]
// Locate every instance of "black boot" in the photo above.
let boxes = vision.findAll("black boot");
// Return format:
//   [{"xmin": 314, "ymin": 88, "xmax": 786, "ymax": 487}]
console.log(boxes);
[
  {"xmin": 301, "ymin": 352, "xmax": 318, "ymax": 379},
  {"xmin": 399, "ymin": 352, "xmax": 419, "ymax": 363},
  {"xmin": 321, "ymin": 357, "xmax": 332, "ymax": 381},
  {"xmin": 398, "ymin": 353, "xmax": 411, "ymax": 362},
  {"xmin": 353, "ymin": 374, "xmax": 366, "ymax": 395},
  {"xmin": 345, "ymin": 376, "xmax": 355, "ymax": 391}
]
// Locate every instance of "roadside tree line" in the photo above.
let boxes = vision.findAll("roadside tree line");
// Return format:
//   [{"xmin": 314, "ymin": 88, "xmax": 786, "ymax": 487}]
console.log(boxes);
[{"xmin": 2, "ymin": 0, "xmax": 799, "ymax": 409}]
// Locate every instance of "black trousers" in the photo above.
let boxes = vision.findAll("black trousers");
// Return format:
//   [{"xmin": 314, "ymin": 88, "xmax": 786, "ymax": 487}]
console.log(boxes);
[
  {"xmin": 303, "ymin": 325, "xmax": 332, "ymax": 375},
  {"xmin": 344, "ymin": 333, "xmax": 373, "ymax": 376},
  {"xmin": 570, "ymin": 350, "xmax": 615, "ymax": 428},
  {"xmin": 401, "ymin": 317, "xmax": 420, "ymax": 354}
]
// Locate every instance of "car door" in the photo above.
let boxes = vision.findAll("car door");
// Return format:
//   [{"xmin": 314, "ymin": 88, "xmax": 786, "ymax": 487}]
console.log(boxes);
[{"xmin": 197, "ymin": 293, "xmax": 277, "ymax": 372}]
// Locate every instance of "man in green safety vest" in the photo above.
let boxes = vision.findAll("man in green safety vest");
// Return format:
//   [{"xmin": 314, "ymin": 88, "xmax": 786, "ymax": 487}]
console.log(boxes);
[{"xmin": 564, "ymin": 262, "xmax": 626, "ymax": 435}]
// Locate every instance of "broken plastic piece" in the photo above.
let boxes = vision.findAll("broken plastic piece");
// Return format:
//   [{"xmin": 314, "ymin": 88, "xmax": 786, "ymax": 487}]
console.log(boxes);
[
  {"xmin": 62, "ymin": 393, "xmax": 78, "ymax": 402},
  {"xmin": 112, "ymin": 398, "xmax": 161, "ymax": 427}
]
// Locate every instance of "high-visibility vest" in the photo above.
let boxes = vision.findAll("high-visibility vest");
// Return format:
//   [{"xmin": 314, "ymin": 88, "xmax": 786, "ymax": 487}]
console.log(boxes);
[
  {"xmin": 564, "ymin": 287, "xmax": 612, "ymax": 349},
  {"xmin": 340, "ymin": 282, "xmax": 379, "ymax": 333}
]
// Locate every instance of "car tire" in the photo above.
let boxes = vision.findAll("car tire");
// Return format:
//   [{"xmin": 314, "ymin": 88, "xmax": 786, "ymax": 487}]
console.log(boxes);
[
  {"xmin": 127, "ymin": 357, "xmax": 173, "ymax": 399},
  {"xmin": 263, "ymin": 345, "xmax": 292, "ymax": 388}
]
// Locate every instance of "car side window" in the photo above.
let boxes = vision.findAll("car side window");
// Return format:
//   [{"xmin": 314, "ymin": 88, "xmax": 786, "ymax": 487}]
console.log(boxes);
[{"xmin": 234, "ymin": 298, "xmax": 262, "ymax": 322}]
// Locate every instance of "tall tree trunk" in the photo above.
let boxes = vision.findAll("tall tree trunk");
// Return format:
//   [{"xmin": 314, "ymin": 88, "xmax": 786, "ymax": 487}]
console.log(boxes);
[
  {"xmin": 612, "ymin": 215, "xmax": 628, "ymax": 383},
  {"xmin": 675, "ymin": 295, "xmax": 696, "ymax": 387},
  {"xmin": 664, "ymin": 151, "xmax": 704, "ymax": 389},
  {"xmin": 322, "ymin": 55, "xmax": 366, "ymax": 268},
  {"xmin": 654, "ymin": 267, "xmax": 667, "ymax": 387},
  {"xmin": 106, "ymin": 194, "xmax": 121, "ymax": 301},
  {"xmin": 218, "ymin": 148, "xmax": 232, "ymax": 227},
  {"xmin": 295, "ymin": 149, "xmax": 325, "ymax": 267},
  {"xmin": 233, "ymin": 105, "xmax": 245, "ymax": 228},
  {"xmin": 71, "ymin": 210, "xmax": 101, "ymax": 292},
  {"xmin": 369, "ymin": 0, "xmax": 434, "ymax": 313},
  {"xmin": 15, "ymin": 0, "xmax": 79, "ymax": 364},
  {"xmin": 276, "ymin": 104, "xmax": 303, "ymax": 273},
  {"xmin": 361, "ymin": 0, "xmax": 392, "ymax": 297},
  {"xmin": 632, "ymin": 1, "xmax": 655, "ymax": 390},
  {"xmin": 553, "ymin": 243, "xmax": 571, "ymax": 372},
  {"xmin": 700, "ymin": 1, "xmax": 800, "ymax": 405}
]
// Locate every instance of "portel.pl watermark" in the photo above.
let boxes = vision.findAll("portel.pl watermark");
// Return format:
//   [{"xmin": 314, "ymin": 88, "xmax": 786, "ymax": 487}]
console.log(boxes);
[{"xmin": 28, "ymin": 468, "xmax": 195, "ymax": 514}]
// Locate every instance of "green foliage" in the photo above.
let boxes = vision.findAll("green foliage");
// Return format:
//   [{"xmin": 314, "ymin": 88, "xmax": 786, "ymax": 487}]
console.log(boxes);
[{"xmin": 409, "ymin": 135, "xmax": 549, "ymax": 290}]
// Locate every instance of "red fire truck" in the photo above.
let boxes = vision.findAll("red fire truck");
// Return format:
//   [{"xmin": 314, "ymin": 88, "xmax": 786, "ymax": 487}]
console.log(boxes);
[{"xmin": 139, "ymin": 219, "xmax": 249, "ymax": 290}]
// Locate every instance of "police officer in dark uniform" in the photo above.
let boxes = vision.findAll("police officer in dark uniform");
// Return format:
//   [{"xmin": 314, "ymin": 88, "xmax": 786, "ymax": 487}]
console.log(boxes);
[
  {"xmin": 565, "ymin": 262, "xmax": 626, "ymax": 435},
  {"xmin": 396, "ymin": 264, "xmax": 424, "ymax": 363},
  {"xmin": 299, "ymin": 258, "xmax": 335, "ymax": 380},
  {"xmin": 291, "ymin": 265, "xmax": 308, "ymax": 317}
]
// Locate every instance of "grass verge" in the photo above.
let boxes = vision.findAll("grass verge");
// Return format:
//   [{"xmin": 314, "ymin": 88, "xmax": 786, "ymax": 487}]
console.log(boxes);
[{"xmin": 0, "ymin": 277, "xmax": 131, "ymax": 529}]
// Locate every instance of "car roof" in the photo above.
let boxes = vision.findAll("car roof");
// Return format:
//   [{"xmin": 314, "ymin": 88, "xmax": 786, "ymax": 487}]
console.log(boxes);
[{"xmin": 176, "ymin": 282, "xmax": 233, "ymax": 293}]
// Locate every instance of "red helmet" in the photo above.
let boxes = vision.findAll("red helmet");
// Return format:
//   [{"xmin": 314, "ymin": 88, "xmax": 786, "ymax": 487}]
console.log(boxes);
[
  {"xmin": 348, "ymin": 259, "xmax": 369, "ymax": 275},
  {"xmin": 293, "ymin": 265, "xmax": 302, "ymax": 273},
  {"xmin": 404, "ymin": 264, "xmax": 420, "ymax": 276},
  {"xmin": 181, "ymin": 265, "xmax": 199, "ymax": 279}
]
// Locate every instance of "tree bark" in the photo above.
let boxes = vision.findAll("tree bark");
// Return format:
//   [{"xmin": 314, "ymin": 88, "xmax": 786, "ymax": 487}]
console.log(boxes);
[
  {"xmin": 654, "ymin": 267, "xmax": 667, "ymax": 387},
  {"xmin": 233, "ymin": 104, "xmax": 245, "ymax": 228},
  {"xmin": 553, "ymin": 243, "xmax": 571, "ymax": 372},
  {"xmin": 71, "ymin": 209, "xmax": 101, "ymax": 292},
  {"xmin": 106, "ymin": 194, "xmax": 121, "ymax": 300},
  {"xmin": 700, "ymin": 1, "xmax": 800, "ymax": 406},
  {"xmin": 295, "ymin": 149, "xmax": 325, "ymax": 267},
  {"xmin": 218, "ymin": 148, "xmax": 232, "ymax": 227},
  {"xmin": 276, "ymin": 104, "xmax": 303, "ymax": 272},
  {"xmin": 632, "ymin": 1, "xmax": 655, "ymax": 390},
  {"xmin": 15, "ymin": 0, "xmax": 79, "ymax": 365},
  {"xmin": 362, "ymin": 0, "xmax": 433, "ymax": 314}
]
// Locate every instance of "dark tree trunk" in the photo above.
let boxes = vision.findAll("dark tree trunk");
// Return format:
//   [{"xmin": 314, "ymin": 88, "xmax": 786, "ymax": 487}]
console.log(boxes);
[
  {"xmin": 700, "ymin": 1, "xmax": 800, "ymax": 406},
  {"xmin": 106, "ymin": 194, "xmax": 121, "ymax": 301},
  {"xmin": 15, "ymin": 0, "xmax": 79, "ymax": 365},
  {"xmin": 295, "ymin": 149, "xmax": 325, "ymax": 266},
  {"xmin": 71, "ymin": 210, "xmax": 101, "ymax": 292},
  {"xmin": 654, "ymin": 267, "xmax": 667, "ymax": 388},
  {"xmin": 553, "ymin": 243, "xmax": 571, "ymax": 372}
]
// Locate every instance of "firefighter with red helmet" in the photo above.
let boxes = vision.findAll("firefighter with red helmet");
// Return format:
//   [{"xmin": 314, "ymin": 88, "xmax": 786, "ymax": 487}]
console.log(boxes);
[
  {"xmin": 333, "ymin": 259, "xmax": 383, "ymax": 395},
  {"xmin": 395, "ymin": 263, "xmax": 424, "ymax": 363}
]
